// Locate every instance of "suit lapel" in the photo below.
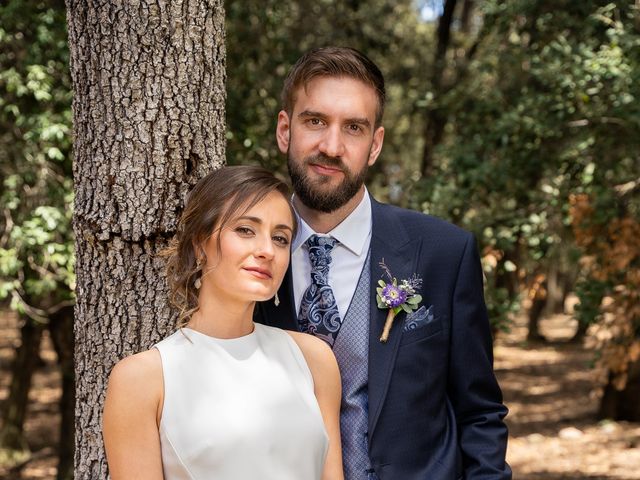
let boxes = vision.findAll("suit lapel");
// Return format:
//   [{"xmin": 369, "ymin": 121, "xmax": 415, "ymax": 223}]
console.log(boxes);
[{"xmin": 367, "ymin": 198, "xmax": 423, "ymax": 440}]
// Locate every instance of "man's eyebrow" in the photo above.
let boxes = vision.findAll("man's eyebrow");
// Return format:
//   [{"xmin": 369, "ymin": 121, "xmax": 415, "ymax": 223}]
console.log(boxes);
[
  {"xmin": 236, "ymin": 216, "xmax": 293, "ymax": 231},
  {"xmin": 297, "ymin": 110, "xmax": 326, "ymax": 119}
]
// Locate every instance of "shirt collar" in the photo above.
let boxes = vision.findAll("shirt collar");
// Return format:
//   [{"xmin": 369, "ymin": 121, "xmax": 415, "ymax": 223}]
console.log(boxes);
[{"xmin": 292, "ymin": 189, "xmax": 372, "ymax": 256}]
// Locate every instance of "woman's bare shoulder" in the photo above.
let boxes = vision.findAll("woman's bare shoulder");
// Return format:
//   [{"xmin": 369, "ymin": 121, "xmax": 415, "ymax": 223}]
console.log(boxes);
[
  {"xmin": 106, "ymin": 348, "xmax": 163, "ymax": 411},
  {"xmin": 285, "ymin": 331, "xmax": 339, "ymax": 384}
]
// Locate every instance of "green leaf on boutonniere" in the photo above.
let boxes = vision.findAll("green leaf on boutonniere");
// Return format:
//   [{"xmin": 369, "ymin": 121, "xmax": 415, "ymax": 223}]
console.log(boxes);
[{"xmin": 407, "ymin": 295, "xmax": 422, "ymax": 305}]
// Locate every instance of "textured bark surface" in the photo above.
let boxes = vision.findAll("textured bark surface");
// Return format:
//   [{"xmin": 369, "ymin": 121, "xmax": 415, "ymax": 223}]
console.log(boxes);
[{"xmin": 66, "ymin": 0, "xmax": 225, "ymax": 476}]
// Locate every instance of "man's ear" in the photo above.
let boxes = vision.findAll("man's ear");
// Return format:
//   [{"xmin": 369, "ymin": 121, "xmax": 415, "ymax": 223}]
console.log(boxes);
[
  {"xmin": 368, "ymin": 126, "xmax": 385, "ymax": 166},
  {"xmin": 276, "ymin": 110, "xmax": 291, "ymax": 155}
]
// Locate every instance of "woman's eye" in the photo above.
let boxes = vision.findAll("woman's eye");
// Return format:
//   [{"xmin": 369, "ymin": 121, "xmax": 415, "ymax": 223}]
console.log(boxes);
[
  {"xmin": 273, "ymin": 235, "xmax": 290, "ymax": 246},
  {"xmin": 235, "ymin": 226, "xmax": 254, "ymax": 236}
]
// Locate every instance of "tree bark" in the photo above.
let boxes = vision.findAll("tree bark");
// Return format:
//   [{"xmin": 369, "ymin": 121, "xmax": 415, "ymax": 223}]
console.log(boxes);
[{"xmin": 66, "ymin": 1, "xmax": 226, "ymax": 476}]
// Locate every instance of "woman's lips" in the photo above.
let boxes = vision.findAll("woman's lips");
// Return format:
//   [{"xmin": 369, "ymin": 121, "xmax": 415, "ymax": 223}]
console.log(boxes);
[{"xmin": 243, "ymin": 267, "xmax": 272, "ymax": 279}]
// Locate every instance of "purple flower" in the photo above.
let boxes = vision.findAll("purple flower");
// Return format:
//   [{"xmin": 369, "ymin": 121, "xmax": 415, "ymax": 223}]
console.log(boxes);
[{"xmin": 381, "ymin": 284, "xmax": 408, "ymax": 308}]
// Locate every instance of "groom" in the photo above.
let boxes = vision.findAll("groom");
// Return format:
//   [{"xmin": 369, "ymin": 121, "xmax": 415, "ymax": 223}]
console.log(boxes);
[{"xmin": 257, "ymin": 46, "xmax": 511, "ymax": 479}]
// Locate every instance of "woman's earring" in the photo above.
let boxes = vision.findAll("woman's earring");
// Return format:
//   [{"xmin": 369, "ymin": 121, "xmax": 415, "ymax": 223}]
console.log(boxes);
[
  {"xmin": 274, "ymin": 292, "xmax": 280, "ymax": 306},
  {"xmin": 194, "ymin": 257, "xmax": 203, "ymax": 289}
]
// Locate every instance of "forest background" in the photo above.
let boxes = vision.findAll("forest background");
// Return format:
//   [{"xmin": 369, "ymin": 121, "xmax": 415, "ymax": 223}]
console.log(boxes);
[{"xmin": 0, "ymin": 0, "xmax": 639, "ymax": 478}]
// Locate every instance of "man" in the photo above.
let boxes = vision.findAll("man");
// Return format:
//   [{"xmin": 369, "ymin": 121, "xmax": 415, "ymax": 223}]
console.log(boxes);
[{"xmin": 257, "ymin": 46, "xmax": 511, "ymax": 479}]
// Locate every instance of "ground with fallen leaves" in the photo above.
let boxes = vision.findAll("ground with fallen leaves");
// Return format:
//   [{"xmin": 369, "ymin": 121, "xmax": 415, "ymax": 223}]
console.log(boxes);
[{"xmin": 1, "ymin": 310, "xmax": 639, "ymax": 479}]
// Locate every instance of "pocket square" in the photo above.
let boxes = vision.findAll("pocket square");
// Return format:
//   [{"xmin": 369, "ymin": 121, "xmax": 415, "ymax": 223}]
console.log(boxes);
[{"xmin": 403, "ymin": 305, "xmax": 435, "ymax": 332}]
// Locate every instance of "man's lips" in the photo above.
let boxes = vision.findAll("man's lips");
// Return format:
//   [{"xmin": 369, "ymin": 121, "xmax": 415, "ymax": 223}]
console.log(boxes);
[
  {"xmin": 243, "ymin": 267, "xmax": 272, "ymax": 279},
  {"xmin": 309, "ymin": 162, "xmax": 343, "ymax": 176}
]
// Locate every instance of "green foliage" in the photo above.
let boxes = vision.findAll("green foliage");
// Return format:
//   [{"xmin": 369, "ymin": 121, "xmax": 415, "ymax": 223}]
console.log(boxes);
[
  {"xmin": 574, "ymin": 276, "xmax": 610, "ymax": 327},
  {"xmin": 415, "ymin": 0, "xmax": 640, "ymax": 329},
  {"xmin": 0, "ymin": 0, "xmax": 74, "ymax": 317},
  {"xmin": 225, "ymin": 0, "xmax": 434, "ymax": 194}
]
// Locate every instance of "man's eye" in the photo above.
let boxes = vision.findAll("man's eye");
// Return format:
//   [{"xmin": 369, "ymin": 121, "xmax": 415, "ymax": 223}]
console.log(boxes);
[{"xmin": 347, "ymin": 124, "xmax": 362, "ymax": 133}]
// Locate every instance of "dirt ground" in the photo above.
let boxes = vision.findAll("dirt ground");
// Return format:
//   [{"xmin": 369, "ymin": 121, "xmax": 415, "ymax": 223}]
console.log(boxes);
[{"xmin": 1, "ymin": 310, "xmax": 640, "ymax": 479}]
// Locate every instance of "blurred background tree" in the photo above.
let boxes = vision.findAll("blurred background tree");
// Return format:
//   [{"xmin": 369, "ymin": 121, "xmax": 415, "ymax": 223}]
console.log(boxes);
[{"xmin": 0, "ymin": 0, "xmax": 74, "ymax": 478}]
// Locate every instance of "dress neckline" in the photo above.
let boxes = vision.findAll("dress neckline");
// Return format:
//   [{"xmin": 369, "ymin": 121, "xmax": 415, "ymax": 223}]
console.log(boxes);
[{"xmin": 181, "ymin": 323, "xmax": 259, "ymax": 344}]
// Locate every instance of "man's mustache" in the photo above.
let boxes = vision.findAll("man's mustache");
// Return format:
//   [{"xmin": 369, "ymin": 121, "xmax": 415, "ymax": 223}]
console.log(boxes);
[{"xmin": 305, "ymin": 154, "xmax": 346, "ymax": 172}]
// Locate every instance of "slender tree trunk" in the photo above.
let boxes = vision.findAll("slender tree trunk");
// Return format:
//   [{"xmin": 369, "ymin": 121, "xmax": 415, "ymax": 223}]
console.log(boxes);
[
  {"xmin": 527, "ymin": 297, "xmax": 547, "ymax": 342},
  {"xmin": 421, "ymin": 0, "xmax": 457, "ymax": 177},
  {"xmin": 0, "ymin": 315, "xmax": 45, "ymax": 452},
  {"xmin": 599, "ymin": 358, "xmax": 640, "ymax": 421},
  {"xmin": 66, "ymin": 1, "xmax": 226, "ymax": 476},
  {"xmin": 527, "ymin": 273, "xmax": 547, "ymax": 342},
  {"xmin": 460, "ymin": 0, "xmax": 475, "ymax": 33},
  {"xmin": 48, "ymin": 305, "xmax": 74, "ymax": 480}
]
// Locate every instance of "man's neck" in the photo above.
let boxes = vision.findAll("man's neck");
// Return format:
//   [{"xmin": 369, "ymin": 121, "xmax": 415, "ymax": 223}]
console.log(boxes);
[{"xmin": 294, "ymin": 188, "xmax": 366, "ymax": 234}]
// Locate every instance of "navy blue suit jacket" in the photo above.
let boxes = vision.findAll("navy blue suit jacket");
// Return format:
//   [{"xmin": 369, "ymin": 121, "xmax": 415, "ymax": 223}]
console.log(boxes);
[{"xmin": 256, "ymin": 197, "xmax": 511, "ymax": 479}]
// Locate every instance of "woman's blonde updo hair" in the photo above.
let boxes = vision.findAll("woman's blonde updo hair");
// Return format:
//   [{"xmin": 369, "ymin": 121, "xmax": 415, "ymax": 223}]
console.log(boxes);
[{"xmin": 163, "ymin": 165, "xmax": 296, "ymax": 327}]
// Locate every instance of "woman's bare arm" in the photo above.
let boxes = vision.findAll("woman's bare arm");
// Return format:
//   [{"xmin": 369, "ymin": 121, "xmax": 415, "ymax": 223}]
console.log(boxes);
[
  {"xmin": 289, "ymin": 331, "xmax": 344, "ymax": 480},
  {"xmin": 102, "ymin": 349, "xmax": 164, "ymax": 480}
]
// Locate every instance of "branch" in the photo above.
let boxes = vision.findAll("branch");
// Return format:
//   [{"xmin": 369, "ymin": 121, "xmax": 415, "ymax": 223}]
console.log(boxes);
[{"xmin": 11, "ymin": 289, "xmax": 75, "ymax": 324}]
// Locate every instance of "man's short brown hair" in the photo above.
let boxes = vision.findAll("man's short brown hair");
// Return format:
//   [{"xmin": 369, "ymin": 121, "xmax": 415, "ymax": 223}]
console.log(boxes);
[{"xmin": 281, "ymin": 46, "xmax": 386, "ymax": 127}]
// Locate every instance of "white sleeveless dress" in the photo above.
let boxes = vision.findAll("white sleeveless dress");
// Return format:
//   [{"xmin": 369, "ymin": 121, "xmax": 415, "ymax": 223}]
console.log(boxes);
[{"xmin": 154, "ymin": 323, "xmax": 329, "ymax": 479}]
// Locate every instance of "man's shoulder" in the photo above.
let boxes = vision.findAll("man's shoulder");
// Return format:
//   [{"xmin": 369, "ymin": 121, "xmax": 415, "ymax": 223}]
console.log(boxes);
[{"xmin": 372, "ymin": 200, "xmax": 471, "ymax": 240}]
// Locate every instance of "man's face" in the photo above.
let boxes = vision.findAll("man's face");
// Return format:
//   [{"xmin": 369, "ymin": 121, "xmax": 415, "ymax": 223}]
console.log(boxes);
[{"xmin": 276, "ymin": 76, "xmax": 385, "ymax": 213}]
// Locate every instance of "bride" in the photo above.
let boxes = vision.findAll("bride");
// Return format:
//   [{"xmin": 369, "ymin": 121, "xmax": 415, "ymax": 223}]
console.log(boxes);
[{"xmin": 103, "ymin": 165, "xmax": 343, "ymax": 479}]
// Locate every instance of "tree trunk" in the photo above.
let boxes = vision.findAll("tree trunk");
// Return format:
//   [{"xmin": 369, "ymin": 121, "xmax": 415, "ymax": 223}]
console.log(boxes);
[
  {"xmin": 0, "ymin": 315, "xmax": 45, "ymax": 452},
  {"xmin": 527, "ymin": 273, "xmax": 547, "ymax": 342},
  {"xmin": 421, "ymin": 0, "xmax": 457, "ymax": 178},
  {"xmin": 66, "ymin": 1, "xmax": 226, "ymax": 476},
  {"xmin": 527, "ymin": 297, "xmax": 547, "ymax": 342},
  {"xmin": 460, "ymin": 0, "xmax": 475, "ymax": 33},
  {"xmin": 598, "ymin": 358, "xmax": 640, "ymax": 421},
  {"xmin": 48, "ymin": 305, "xmax": 75, "ymax": 480}
]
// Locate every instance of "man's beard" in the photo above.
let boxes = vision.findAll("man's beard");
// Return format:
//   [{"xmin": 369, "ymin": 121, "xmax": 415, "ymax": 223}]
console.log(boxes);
[{"xmin": 287, "ymin": 153, "xmax": 368, "ymax": 213}]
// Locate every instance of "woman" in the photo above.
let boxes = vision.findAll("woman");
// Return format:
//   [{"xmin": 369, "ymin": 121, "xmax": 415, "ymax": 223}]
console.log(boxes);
[{"xmin": 103, "ymin": 166, "xmax": 343, "ymax": 479}]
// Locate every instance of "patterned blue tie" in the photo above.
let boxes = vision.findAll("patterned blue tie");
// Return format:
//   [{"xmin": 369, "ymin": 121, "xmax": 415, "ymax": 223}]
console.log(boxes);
[{"xmin": 298, "ymin": 235, "xmax": 342, "ymax": 347}]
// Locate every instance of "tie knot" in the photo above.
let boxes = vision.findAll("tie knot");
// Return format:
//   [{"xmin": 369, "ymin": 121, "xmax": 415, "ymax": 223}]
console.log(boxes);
[
  {"xmin": 306, "ymin": 234, "xmax": 338, "ymax": 250},
  {"xmin": 306, "ymin": 235, "xmax": 338, "ymax": 273}
]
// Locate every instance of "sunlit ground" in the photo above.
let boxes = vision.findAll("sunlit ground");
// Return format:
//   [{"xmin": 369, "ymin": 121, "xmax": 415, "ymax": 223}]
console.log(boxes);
[
  {"xmin": 1, "ymin": 309, "xmax": 640, "ymax": 479},
  {"xmin": 496, "ymin": 313, "xmax": 640, "ymax": 479}
]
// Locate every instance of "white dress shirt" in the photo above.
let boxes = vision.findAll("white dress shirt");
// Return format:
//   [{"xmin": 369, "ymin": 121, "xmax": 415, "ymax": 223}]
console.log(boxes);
[{"xmin": 291, "ymin": 191, "xmax": 373, "ymax": 321}]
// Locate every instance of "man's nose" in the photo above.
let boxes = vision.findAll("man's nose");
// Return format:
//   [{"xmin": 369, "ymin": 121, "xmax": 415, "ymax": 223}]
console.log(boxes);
[{"xmin": 318, "ymin": 126, "xmax": 345, "ymax": 158}]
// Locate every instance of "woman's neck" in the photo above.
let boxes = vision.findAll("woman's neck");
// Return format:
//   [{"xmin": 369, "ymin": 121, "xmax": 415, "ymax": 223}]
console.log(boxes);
[{"xmin": 188, "ymin": 293, "xmax": 255, "ymax": 339}]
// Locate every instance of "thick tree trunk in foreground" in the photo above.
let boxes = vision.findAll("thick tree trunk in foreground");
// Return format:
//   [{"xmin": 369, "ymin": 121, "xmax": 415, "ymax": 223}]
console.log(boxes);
[{"xmin": 66, "ymin": 0, "xmax": 226, "ymax": 476}]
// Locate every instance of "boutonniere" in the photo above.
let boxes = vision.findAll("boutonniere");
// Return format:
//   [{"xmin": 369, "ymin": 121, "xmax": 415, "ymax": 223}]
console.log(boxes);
[{"xmin": 376, "ymin": 260, "xmax": 423, "ymax": 343}]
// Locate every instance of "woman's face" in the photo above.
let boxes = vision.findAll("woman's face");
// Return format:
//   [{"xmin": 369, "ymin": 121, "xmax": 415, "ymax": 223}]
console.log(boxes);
[{"xmin": 200, "ymin": 191, "xmax": 294, "ymax": 304}]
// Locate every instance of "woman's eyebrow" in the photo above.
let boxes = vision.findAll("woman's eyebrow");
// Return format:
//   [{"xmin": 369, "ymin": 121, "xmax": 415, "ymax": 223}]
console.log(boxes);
[{"xmin": 236, "ymin": 216, "xmax": 293, "ymax": 231}]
